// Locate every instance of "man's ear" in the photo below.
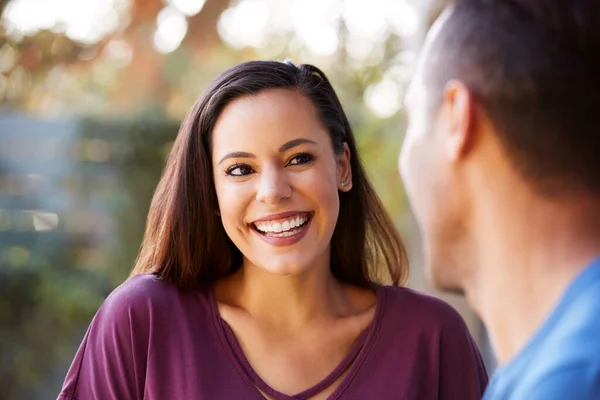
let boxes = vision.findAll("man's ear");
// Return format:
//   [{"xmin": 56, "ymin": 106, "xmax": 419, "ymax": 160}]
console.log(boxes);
[{"xmin": 442, "ymin": 80, "xmax": 474, "ymax": 161}]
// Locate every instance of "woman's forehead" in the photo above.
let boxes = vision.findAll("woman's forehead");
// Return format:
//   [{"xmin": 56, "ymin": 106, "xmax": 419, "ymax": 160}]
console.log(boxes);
[{"xmin": 211, "ymin": 89, "xmax": 329, "ymax": 156}]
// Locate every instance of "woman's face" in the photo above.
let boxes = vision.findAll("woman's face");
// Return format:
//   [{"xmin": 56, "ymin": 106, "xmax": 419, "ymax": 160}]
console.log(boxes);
[{"xmin": 211, "ymin": 88, "xmax": 352, "ymax": 276}]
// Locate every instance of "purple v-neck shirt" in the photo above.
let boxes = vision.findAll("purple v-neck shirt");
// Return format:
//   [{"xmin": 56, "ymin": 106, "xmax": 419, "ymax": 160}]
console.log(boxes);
[{"xmin": 58, "ymin": 274, "xmax": 487, "ymax": 399}]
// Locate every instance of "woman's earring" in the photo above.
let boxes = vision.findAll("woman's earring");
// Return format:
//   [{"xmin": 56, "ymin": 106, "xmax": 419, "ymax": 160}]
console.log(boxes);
[{"xmin": 340, "ymin": 179, "xmax": 350, "ymax": 188}]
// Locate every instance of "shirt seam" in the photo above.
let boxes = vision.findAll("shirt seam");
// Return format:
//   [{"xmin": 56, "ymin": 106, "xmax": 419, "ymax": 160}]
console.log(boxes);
[
  {"xmin": 65, "ymin": 330, "xmax": 91, "ymax": 399},
  {"xmin": 206, "ymin": 288, "xmax": 266, "ymax": 400},
  {"xmin": 331, "ymin": 285, "xmax": 387, "ymax": 399}
]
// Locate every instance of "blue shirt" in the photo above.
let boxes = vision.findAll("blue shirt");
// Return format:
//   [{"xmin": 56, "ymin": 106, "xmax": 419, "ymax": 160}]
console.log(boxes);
[{"xmin": 483, "ymin": 257, "xmax": 600, "ymax": 400}]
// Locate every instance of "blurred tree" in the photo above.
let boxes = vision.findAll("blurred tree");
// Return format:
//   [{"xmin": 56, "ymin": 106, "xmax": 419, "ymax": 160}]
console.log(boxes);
[
  {"xmin": 0, "ymin": 0, "xmax": 9, "ymax": 15},
  {"xmin": 115, "ymin": 0, "xmax": 230, "ymax": 108},
  {"xmin": 0, "ymin": 0, "xmax": 231, "ymax": 111}
]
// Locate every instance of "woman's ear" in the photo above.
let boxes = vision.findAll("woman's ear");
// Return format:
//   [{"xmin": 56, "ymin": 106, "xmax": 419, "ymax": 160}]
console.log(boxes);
[{"xmin": 337, "ymin": 142, "xmax": 352, "ymax": 192}]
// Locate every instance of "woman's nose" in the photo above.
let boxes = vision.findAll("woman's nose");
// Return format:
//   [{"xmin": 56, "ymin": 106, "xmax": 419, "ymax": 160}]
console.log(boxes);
[{"xmin": 255, "ymin": 167, "xmax": 292, "ymax": 205}]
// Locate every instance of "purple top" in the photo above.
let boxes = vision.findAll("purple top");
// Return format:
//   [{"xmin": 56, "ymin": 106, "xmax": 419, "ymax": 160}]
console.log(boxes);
[{"xmin": 58, "ymin": 274, "xmax": 487, "ymax": 399}]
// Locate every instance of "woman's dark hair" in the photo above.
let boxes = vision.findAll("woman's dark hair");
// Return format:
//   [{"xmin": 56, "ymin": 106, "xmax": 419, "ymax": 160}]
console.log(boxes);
[{"xmin": 131, "ymin": 60, "xmax": 408, "ymax": 288}]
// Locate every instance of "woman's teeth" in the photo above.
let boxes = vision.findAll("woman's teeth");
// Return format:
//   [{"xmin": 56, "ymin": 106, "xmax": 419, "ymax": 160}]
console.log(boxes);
[{"xmin": 254, "ymin": 214, "xmax": 309, "ymax": 235}]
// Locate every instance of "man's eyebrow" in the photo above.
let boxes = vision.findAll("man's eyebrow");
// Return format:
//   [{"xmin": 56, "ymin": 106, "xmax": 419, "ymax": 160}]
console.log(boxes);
[
  {"xmin": 279, "ymin": 138, "xmax": 318, "ymax": 152},
  {"xmin": 218, "ymin": 151, "xmax": 255, "ymax": 165}
]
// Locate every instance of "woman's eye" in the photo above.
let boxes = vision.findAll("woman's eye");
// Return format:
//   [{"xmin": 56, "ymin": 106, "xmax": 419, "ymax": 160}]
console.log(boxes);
[
  {"xmin": 226, "ymin": 164, "xmax": 254, "ymax": 176},
  {"xmin": 288, "ymin": 153, "xmax": 314, "ymax": 166}
]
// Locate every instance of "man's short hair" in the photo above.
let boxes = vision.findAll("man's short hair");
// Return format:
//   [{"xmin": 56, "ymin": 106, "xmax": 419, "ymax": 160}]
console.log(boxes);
[{"xmin": 425, "ymin": 0, "xmax": 600, "ymax": 195}]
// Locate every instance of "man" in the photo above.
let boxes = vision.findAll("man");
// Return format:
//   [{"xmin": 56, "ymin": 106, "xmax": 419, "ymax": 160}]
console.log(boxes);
[{"xmin": 399, "ymin": 0, "xmax": 600, "ymax": 398}]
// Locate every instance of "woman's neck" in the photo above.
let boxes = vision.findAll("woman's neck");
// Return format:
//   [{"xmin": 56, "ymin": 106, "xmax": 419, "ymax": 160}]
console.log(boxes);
[{"xmin": 214, "ymin": 259, "xmax": 361, "ymax": 331}]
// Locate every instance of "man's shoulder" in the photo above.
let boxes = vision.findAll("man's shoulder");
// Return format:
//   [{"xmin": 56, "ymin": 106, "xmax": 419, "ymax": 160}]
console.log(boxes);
[
  {"xmin": 487, "ymin": 361, "xmax": 600, "ymax": 400},
  {"xmin": 539, "ymin": 279, "xmax": 600, "ymax": 367},
  {"xmin": 486, "ymin": 276, "xmax": 600, "ymax": 399},
  {"xmin": 522, "ymin": 276, "xmax": 600, "ymax": 376},
  {"xmin": 510, "ymin": 362, "xmax": 600, "ymax": 400}
]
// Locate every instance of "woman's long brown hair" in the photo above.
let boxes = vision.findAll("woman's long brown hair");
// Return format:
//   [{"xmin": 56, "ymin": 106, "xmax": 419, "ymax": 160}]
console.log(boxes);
[{"xmin": 131, "ymin": 60, "xmax": 408, "ymax": 288}]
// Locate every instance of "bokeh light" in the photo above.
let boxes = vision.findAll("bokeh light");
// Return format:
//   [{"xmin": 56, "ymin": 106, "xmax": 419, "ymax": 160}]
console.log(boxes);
[
  {"xmin": 2, "ymin": 0, "xmax": 130, "ymax": 44},
  {"xmin": 153, "ymin": 6, "xmax": 189, "ymax": 53},
  {"xmin": 364, "ymin": 78, "xmax": 403, "ymax": 118},
  {"xmin": 168, "ymin": 0, "xmax": 207, "ymax": 17},
  {"xmin": 218, "ymin": 0, "xmax": 269, "ymax": 49}
]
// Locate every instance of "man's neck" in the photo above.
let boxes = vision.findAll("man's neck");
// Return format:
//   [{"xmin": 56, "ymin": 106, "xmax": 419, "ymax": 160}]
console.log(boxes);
[{"xmin": 466, "ymin": 193, "xmax": 600, "ymax": 365}]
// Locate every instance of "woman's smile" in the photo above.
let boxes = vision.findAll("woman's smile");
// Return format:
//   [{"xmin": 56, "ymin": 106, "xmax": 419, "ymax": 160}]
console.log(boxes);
[{"xmin": 250, "ymin": 211, "xmax": 314, "ymax": 246}]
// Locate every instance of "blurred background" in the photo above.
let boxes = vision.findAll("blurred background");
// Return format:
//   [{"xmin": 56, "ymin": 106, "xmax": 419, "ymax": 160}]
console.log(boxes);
[{"xmin": 0, "ymin": 0, "xmax": 494, "ymax": 398}]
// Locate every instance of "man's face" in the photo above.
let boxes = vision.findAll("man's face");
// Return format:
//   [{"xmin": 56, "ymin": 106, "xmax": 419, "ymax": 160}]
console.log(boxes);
[{"xmin": 399, "ymin": 11, "xmax": 471, "ymax": 292}]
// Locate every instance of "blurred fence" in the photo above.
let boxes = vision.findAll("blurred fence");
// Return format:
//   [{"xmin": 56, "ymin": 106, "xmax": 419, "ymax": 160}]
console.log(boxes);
[{"xmin": 0, "ymin": 112, "xmax": 179, "ymax": 398}]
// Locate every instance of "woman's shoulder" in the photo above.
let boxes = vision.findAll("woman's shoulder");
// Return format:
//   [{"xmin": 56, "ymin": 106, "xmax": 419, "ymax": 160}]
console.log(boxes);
[
  {"xmin": 58, "ymin": 275, "xmax": 215, "ymax": 399},
  {"xmin": 108, "ymin": 273, "xmax": 178, "ymax": 300},
  {"xmin": 374, "ymin": 288, "xmax": 488, "ymax": 394},
  {"xmin": 101, "ymin": 273, "xmax": 211, "ymax": 319},
  {"xmin": 379, "ymin": 285, "xmax": 470, "ymax": 332}
]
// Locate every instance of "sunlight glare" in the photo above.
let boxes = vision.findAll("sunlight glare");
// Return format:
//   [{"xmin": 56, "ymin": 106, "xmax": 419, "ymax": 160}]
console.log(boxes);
[
  {"xmin": 364, "ymin": 78, "xmax": 403, "ymax": 118},
  {"xmin": 343, "ymin": 0, "xmax": 386, "ymax": 39},
  {"xmin": 387, "ymin": 1, "xmax": 419, "ymax": 37},
  {"xmin": 291, "ymin": 0, "xmax": 341, "ymax": 56},
  {"xmin": 168, "ymin": 0, "xmax": 206, "ymax": 17},
  {"xmin": 153, "ymin": 6, "xmax": 188, "ymax": 54},
  {"xmin": 1, "ymin": 0, "xmax": 130, "ymax": 44},
  {"xmin": 217, "ymin": 0, "xmax": 269, "ymax": 49}
]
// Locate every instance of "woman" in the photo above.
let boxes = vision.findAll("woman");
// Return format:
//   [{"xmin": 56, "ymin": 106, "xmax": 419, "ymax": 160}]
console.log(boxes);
[{"xmin": 59, "ymin": 60, "xmax": 487, "ymax": 399}]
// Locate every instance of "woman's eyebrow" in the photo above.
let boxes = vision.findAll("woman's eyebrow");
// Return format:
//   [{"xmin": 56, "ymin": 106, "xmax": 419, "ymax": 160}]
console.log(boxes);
[
  {"xmin": 218, "ymin": 151, "xmax": 255, "ymax": 165},
  {"xmin": 218, "ymin": 138, "xmax": 317, "ymax": 165},
  {"xmin": 279, "ymin": 138, "xmax": 318, "ymax": 152}
]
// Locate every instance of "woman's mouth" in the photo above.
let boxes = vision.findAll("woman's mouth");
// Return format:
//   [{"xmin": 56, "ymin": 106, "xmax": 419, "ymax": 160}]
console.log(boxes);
[{"xmin": 252, "ymin": 212, "xmax": 312, "ymax": 238}]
